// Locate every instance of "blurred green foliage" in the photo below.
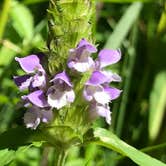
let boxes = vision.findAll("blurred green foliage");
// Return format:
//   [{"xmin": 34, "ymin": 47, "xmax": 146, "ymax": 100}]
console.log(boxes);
[{"xmin": 0, "ymin": 0, "xmax": 165, "ymax": 165}]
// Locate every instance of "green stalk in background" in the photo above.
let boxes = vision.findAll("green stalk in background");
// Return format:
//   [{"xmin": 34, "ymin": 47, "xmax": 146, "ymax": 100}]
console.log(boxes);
[
  {"xmin": 0, "ymin": 0, "xmax": 11, "ymax": 39},
  {"xmin": 47, "ymin": 0, "xmax": 95, "ymax": 75}
]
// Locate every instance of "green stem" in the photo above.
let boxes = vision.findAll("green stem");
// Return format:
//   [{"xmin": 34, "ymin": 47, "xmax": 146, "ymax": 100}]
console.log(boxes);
[
  {"xmin": 56, "ymin": 149, "xmax": 67, "ymax": 166},
  {"xmin": 0, "ymin": 0, "xmax": 11, "ymax": 39}
]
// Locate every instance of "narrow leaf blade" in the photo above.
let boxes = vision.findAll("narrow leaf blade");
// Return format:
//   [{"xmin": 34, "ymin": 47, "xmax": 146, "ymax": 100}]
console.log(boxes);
[
  {"xmin": 149, "ymin": 71, "xmax": 166, "ymax": 140},
  {"xmin": 94, "ymin": 128, "xmax": 166, "ymax": 166},
  {"xmin": 104, "ymin": 2, "xmax": 142, "ymax": 49}
]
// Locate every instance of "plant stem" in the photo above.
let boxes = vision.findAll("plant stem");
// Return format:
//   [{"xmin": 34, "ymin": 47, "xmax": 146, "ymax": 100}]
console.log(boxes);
[
  {"xmin": 0, "ymin": 0, "xmax": 11, "ymax": 39},
  {"xmin": 56, "ymin": 149, "xmax": 67, "ymax": 166}
]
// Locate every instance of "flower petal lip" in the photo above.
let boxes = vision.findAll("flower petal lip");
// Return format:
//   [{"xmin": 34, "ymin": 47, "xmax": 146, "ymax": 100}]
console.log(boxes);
[
  {"xmin": 96, "ymin": 105, "xmax": 111, "ymax": 124},
  {"xmin": 50, "ymin": 71, "xmax": 73, "ymax": 87},
  {"xmin": 104, "ymin": 86, "xmax": 122, "ymax": 100},
  {"xmin": 101, "ymin": 71, "xmax": 122, "ymax": 83},
  {"xmin": 13, "ymin": 75, "xmax": 32, "ymax": 90},
  {"xmin": 98, "ymin": 49, "xmax": 121, "ymax": 68},
  {"xmin": 24, "ymin": 106, "xmax": 53, "ymax": 129},
  {"xmin": 15, "ymin": 55, "xmax": 43, "ymax": 73},
  {"xmin": 27, "ymin": 90, "xmax": 49, "ymax": 108},
  {"xmin": 90, "ymin": 102, "xmax": 111, "ymax": 124}
]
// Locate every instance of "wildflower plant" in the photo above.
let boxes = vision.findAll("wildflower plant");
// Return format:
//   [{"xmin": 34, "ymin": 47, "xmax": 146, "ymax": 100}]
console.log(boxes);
[{"xmin": 0, "ymin": 0, "xmax": 165, "ymax": 166}]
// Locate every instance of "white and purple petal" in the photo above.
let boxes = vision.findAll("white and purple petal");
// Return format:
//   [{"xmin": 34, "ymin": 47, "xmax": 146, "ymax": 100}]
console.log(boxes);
[
  {"xmin": 96, "ymin": 104, "xmax": 111, "ymax": 124},
  {"xmin": 83, "ymin": 84, "xmax": 110, "ymax": 104},
  {"xmin": 51, "ymin": 71, "xmax": 72, "ymax": 87},
  {"xmin": 47, "ymin": 85, "xmax": 75, "ymax": 109},
  {"xmin": 31, "ymin": 71, "xmax": 46, "ymax": 89},
  {"xmin": 67, "ymin": 39, "xmax": 96, "ymax": 72},
  {"xmin": 68, "ymin": 57, "xmax": 94, "ymax": 73},
  {"xmin": 90, "ymin": 102, "xmax": 111, "ymax": 124},
  {"xmin": 83, "ymin": 85, "xmax": 103, "ymax": 101}
]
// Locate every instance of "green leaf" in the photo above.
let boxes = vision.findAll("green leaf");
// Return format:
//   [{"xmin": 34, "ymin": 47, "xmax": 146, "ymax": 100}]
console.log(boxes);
[
  {"xmin": 0, "ymin": 149, "xmax": 15, "ymax": 166},
  {"xmin": 149, "ymin": 71, "xmax": 166, "ymax": 141},
  {"xmin": 0, "ymin": 46, "xmax": 17, "ymax": 66},
  {"xmin": 0, "ymin": 127, "xmax": 43, "ymax": 150},
  {"xmin": 104, "ymin": 2, "xmax": 142, "ymax": 49},
  {"xmin": 10, "ymin": 0, "xmax": 34, "ymax": 41},
  {"xmin": 93, "ymin": 128, "xmax": 166, "ymax": 166}
]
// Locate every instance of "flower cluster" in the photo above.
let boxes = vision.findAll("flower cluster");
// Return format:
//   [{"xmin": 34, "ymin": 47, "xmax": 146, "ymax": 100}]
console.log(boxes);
[{"xmin": 14, "ymin": 39, "xmax": 122, "ymax": 129}]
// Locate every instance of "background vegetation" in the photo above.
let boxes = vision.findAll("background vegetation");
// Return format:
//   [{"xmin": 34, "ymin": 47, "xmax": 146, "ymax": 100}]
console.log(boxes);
[{"xmin": 0, "ymin": 0, "xmax": 165, "ymax": 165}]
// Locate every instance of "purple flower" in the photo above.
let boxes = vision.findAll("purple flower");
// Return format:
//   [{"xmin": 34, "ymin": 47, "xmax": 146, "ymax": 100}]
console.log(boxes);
[
  {"xmin": 14, "ymin": 55, "xmax": 46, "ymax": 91},
  {"xmin": 24, "ymin": 106, "xmax": 53, "ymax": 130},
  {"xmin": 67, "ymin": 39, "xmax": 97, "ymax": 72},
  {"xmin": 47, "ymin": 71, "xmax": 75, "ymax": 109},
  {"xmin": 84, "ymin": 71, "xmax": 122, "ymax": 104},
  {"xmin": 83, "ymin": 48, "xmax": 122, "ymax": 124}
]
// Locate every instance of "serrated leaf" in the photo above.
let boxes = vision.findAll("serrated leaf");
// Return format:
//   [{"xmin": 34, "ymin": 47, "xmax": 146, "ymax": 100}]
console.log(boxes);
[
  {"xmin": 149, "ymin": 71, "xmax": 166, "ymax": 141},
  {"xmin": 10, "ymin": 0, "xmax": 34, "ymax": 41},
  {"xmin": 0, "ymin": 149, "xmax": 15, "ymax": 166},
  {"xmin": 104, "ymin": 2, "xmax": 142, "ymax": 49},
  {"xmin": 93, "ymin": 128, "xmax": 166, "ymax": 166}
]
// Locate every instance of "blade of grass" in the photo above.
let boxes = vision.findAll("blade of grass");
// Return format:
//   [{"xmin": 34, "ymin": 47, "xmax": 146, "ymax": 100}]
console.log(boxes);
[
  {"xmin": 93, "ymin": 128, "xmax": 166, "ymax": 166},
  {"xmin": 104, "ymin": 2, "xmax": 142, "ymax": 49}
]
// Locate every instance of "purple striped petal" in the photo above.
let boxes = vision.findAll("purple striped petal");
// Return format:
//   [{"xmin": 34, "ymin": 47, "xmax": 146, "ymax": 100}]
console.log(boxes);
[
  {"xmin": 15, "ymin": 55, "xmax": 43, "ymax": 73},
  {"xmin": 98, "ymin": 49, "xmax": 121, "ymax": 68},
  {"xmin": 27, "ymin": 90, "xmax": 48, "ymax": 108}
]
